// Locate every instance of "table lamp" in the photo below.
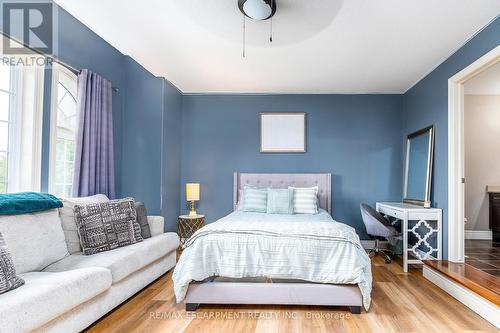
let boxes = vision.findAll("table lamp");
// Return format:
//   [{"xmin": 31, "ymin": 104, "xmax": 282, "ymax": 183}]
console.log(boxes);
[{"xmin": 186, "ymin": 183, "xmax": 200, "ymax": 217}]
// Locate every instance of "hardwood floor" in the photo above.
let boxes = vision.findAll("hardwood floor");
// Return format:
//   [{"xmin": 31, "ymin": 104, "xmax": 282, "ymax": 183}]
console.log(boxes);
[
  {"xmin": 86, "ymin": 256, "xmax": 498, "ymax": 333},
  {"xmin": 465, "ymin": 239, "xmax": 500, "ymax": 277}
]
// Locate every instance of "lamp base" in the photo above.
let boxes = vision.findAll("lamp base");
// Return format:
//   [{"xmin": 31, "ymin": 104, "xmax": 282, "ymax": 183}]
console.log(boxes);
[{"xmin": 188, "ymin": 200, "xmax": 198, "ymax": 217}]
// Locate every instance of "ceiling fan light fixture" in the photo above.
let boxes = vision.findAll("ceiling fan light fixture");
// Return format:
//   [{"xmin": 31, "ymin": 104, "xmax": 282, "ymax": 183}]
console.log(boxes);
[{"xmin": 238, "ymin": 0, "xmax": 276, "ymax": 21}]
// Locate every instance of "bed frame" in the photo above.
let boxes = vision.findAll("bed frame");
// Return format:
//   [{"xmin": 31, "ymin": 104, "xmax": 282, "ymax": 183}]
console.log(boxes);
[{"xmin": 184, "ymin": 173, "xmax": 364, "ymax": 314}]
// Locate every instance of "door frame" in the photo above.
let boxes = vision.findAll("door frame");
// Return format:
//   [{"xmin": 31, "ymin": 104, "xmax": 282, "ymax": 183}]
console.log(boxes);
[{"xmin": 448, "ymin": 45, "xmax": 500, "ymax": 263}]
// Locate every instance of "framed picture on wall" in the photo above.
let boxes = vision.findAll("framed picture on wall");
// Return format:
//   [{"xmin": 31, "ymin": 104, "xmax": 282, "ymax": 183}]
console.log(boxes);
[{"xmin": 260, "ymin": 113, "xmax": 306, "ymax": 153}]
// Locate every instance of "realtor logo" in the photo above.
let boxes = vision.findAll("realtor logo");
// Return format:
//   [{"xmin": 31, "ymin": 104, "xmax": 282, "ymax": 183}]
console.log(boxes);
[{"xmin": 2, "ymin": 1, "xmax": 54, "ymax": 54}]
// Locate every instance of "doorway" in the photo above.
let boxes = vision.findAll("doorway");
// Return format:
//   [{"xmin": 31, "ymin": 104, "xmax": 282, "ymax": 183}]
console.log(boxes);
[{"xmin": 448, "ymin": 45, "xmax": 500, "ymax": 263}]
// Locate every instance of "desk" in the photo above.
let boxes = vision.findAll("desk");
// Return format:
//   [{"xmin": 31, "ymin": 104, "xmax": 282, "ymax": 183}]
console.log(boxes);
[{"xmin": 376, "ymin": 202, "xmax": 442, "ymax": 272}]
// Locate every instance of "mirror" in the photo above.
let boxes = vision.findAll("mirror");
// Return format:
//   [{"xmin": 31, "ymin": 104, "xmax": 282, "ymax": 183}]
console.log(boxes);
[{"xmin": 404, "ymin": 125, "xmax": 435, "ymax": 208}]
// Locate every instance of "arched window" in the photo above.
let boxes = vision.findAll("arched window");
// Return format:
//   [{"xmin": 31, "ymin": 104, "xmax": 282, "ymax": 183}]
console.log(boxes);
[{"xmin": 49, "ymin": 64, "xmax": 78, "ymax": 198}]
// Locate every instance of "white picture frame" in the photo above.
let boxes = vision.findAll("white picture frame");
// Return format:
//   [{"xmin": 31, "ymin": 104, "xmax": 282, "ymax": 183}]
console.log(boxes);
[{"xmin": 260, "ymin": 113, "xmax": 306, "ymax": 153}]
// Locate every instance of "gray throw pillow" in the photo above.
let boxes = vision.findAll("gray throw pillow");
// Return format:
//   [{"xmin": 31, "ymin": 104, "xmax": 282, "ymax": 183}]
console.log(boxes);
[
  {"xmin": 74, "ymin": 198, "xmax": 143, "ymax": 255},
  {"xmin": 0, "ymin": 232, "xmax": 24, "ymax": 294},
  {"xmin": 134, "ymin": 202, "xmax": 151, "ymax": 239}
]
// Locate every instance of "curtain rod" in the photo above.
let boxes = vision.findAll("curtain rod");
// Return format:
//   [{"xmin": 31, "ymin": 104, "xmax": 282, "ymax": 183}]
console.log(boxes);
[
  {"xmin": 51, "ymin": 57, "xmax": 119, "ymax": 93},
  {"xmin": 1, "ymin": 31, "xmax": 119, "ymax": 93}
]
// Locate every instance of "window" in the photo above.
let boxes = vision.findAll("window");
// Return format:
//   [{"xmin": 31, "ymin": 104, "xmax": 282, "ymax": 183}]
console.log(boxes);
[
  {"xmin": 49, "ymin": 65, "xmax": 78, "ymax": 198},
  {"xmin": 0, "ymin": 64, "xmax": 14, "ymax": 193},
  {"xmin": 0, "ymin": 55, "xmax": 44, "ymax": 194}
]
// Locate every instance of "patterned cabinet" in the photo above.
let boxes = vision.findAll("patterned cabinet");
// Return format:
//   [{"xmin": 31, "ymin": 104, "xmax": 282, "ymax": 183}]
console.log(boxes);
[
  {"xmin": 376, "ymin": 202, "xmax": 442, "ymax": 272},
  {"xmin": 177, "ymin": 215, "xmax": 205, "ymax": 248}
]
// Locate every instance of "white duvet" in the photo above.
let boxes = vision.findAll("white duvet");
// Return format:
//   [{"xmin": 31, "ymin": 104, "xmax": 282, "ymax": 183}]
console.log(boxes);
[{"xmin": 172, "ymin": 210, "xmax": 372, "ymax": 310}]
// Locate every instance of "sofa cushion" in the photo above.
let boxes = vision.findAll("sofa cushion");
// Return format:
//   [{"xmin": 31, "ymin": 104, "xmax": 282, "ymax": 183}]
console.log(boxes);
[
  {"xmin": 0, "ymin": 232, "xmax": 24, "ymax": 294},
  {"xmin": 60, "ymin": 194, "xmax": 110, "ymax": 254},
  {"xmin": 0, "ymin": 209, "xmax": 69, "ymax": 274},
  {"xmin": 74, "ymin": 198, "xmax": 143, "ymax": 255},
  {"xmin": 43, "ymin": 233, "xmax": 179, "ymax": 283},
  {"xmin": 0, "ymin": 268, "xmax": 111, "ymax": 333},
  {"xmin": 135, "ymin": 201, "xmax": 151, "ymax": 239}
]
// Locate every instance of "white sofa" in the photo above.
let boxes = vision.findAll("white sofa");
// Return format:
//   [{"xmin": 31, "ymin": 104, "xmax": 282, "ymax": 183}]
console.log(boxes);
[{"xmin": 0, "ymin": 197, "xmax": 179, "ymax": 333}]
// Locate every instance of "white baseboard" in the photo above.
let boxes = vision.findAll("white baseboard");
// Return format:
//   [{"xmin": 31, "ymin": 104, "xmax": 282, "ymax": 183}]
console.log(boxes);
[
  {"xmin": 423, "ymin": 266, "xmax": 500, "ymax": 329},
  {"xmin": 464, "ymin": 230, "xmax": 492, "ymax": 240}
]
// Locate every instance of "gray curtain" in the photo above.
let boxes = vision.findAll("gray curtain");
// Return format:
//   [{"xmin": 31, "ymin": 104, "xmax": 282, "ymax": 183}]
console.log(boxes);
[{"xmin": 72, "ymin": 69, "xmax": 115, "ymax": 198}]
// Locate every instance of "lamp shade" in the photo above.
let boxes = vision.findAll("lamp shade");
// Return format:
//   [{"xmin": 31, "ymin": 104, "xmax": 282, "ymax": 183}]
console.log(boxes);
[{"xmin": 186, "ymin": 183, "xmax": 200, "ymax": 201}]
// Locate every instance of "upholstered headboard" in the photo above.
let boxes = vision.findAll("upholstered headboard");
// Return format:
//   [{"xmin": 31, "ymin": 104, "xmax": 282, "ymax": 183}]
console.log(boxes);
[{"xmin": 233, "ymin": 173, "xmax": 332, "ymax": 214}]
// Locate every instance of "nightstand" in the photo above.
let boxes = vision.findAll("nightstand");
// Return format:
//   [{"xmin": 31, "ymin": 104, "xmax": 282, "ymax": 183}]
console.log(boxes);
[{"xmin": 177, "ymin": 215, "xmax": 205, "ymax": 248}]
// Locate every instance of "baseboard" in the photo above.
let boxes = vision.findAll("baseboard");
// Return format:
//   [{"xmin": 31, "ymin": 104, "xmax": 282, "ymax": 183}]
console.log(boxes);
[
  {"xmin": 464, "ymin": 230, "xmax": 492, "ymax": 240},
  {"xmin": 423, "ymin": 266, "xmax": 500, "ymax": 329}
]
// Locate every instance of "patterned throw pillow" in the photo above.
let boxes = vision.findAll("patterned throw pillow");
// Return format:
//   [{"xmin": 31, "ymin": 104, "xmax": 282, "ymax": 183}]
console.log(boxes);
[
  {"xmin": 74, "ymin": 198, "xmax": 143, "ymax": 255},
  {"xmin": 242, "ymin": 186, "xmax": 268, "ymax": 213},
  {"xmin": 266, "ymin": 188, "xmax": 294, "ymax": 214},
  {"xmin": 290, "ymin": 186, "xmax": 319, "ymax": 214},
  {"xmin": 0, "ymin": 232, "xmax": 24, "ymax": 295}
]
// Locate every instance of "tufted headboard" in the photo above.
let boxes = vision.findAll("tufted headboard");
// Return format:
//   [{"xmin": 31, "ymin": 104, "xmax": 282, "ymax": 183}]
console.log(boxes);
[{"xmin": 234, "ymin": 173, "xmax": 332, "ymax": 214}]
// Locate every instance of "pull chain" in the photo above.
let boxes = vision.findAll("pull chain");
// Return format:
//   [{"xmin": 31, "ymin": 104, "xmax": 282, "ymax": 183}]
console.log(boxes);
[
  {"xmin": 242, "ymin": 14, "xmax": 246, "ymax": 58},
  {"xmin": 270, "ymin": 17, "xmax": 273, "ymax": 43}
]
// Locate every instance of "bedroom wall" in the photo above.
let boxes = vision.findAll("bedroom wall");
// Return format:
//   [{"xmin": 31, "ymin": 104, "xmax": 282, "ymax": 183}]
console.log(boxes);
[
  {"xmin": 162, "ymin": 81, "xmax": 183, "ymax": 232},
  {"xmin": 120, "ymin": 58, "xmax": 164, "ymax": 215},
  {"xmin": 180, "ymin": 94, "xmax": 404, "ymax": 239},
  {"xmin": 0, "ymin": 5, "xmax": 183, "ymax": 226},
  {"xmin": 402, "ymin": 16, "xmax": 500, "ymax": 258}
]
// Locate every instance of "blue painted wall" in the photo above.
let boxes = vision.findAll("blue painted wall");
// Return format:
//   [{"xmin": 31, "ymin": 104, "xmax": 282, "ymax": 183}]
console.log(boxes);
[
  {"xmin": 120, "ymin": 57, "xmax": 164, "ymax": 214},
  {"xmin": 181, "ymin": 94, "xmax": 404, "ymax": 238},
  {"xmin": 1, "ymin": 5, "xmax": 183, "ymax": 226},
  {"xmin": 402, "ymin": 17, "xmax": 500, "ymax": 258},
  {"xmin": 162, "ymin": 81, "xmax": 183, "ymax": 231},
  {"xmin": 54, "ymin": 7, "xmax": 127, "ymax": 195}
]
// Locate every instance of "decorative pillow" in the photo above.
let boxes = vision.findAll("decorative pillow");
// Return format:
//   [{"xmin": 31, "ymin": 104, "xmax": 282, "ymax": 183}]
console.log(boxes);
[
  {"xmin": 134, "ymin": 202, "xmax": 151, "ymax": 239},
  {"xmin": 74, "ymin": 198, "xmax": 143, "ymax": 255},
  {"xmin": 266, "ymin": 188, "xmax": 294, "ymax": 214},
  {"xmin": 290, "ymin": 186, "xmax": 319, "ymax": 214},
  {"xmin": 242, "ymin": 186, "xmax": 268, "ymax": 213},
  {"xmin": 0, "ymin": 232, "xmax": 24, "ymax": 295},
  {"xmin": 60, "ymin": 194, "xmax": 110, "ymax": 253}
]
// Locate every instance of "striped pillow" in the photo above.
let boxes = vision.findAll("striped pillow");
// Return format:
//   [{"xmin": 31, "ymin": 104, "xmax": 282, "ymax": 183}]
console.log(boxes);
[
  {"xmin": 242, "ymin": 186, "xmax": 268, "ymax": 213},
  {"xmin": 290, "ymin": 186, "xmax": 319, "ymax": 214}
]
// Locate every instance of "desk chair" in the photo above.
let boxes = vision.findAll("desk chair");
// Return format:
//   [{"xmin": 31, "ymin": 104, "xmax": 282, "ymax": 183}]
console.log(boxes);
[{"xmin": 360, "ymin": 203, "xmax": 398, "ymax": 263}]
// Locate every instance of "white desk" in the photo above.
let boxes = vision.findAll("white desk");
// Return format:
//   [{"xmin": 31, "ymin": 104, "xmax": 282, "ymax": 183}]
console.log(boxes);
[{"xmin": 376, "ymin": 202, "xmax": 442, "ymax": 272}]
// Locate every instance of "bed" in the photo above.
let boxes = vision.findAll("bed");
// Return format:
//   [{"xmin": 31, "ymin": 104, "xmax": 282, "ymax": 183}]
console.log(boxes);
[{"xmin": 172, "ymin": 173, "xmax": 372, "ymax": 314}]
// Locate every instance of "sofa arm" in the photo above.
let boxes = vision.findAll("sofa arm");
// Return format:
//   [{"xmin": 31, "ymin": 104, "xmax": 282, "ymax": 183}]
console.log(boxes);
[{"xmin": 147, "ymin": 216, "xmax": 165, "ymax": 237}]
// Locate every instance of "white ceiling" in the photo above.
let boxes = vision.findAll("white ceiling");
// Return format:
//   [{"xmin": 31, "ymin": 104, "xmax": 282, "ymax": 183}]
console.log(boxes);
[
  {"xmin": 54, "ymin": 0, "xmax": 500, "ymax": 94},
  {"xmin": 465, "ymin": 61, "xmax": 500, "ymax": 95}
]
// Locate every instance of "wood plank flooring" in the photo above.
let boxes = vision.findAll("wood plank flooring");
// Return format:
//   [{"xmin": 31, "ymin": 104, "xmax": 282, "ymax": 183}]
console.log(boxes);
[
  {"xmin": 465, "ymin": 239, "xmax": 500, "ymax": 277},
  {"xmin": 85, "ymin": 256, "xmax": 499, "ymax": 333}
]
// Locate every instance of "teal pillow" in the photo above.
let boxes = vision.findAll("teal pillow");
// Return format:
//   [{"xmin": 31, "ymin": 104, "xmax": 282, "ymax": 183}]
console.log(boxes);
[
  {"xmin": 242, "ymin": 186, "xmax": 267, "ymax": 213},
  {"xmin": 266, "ymin": 188, "xmax": 293, "ymax": 214}
]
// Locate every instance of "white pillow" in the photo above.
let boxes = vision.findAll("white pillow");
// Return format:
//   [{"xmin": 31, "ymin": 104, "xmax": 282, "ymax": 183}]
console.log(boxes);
[
  {"xmin": 290, "ymin": 186, "xmax": 319, "ymax": 214},
  {"xmin": 59, "ymin": 194, "xmax": 110, "ymax": 253},
  {"xmin": 0, "ymin": 209, "xmax": 69, "ymax": 273}
]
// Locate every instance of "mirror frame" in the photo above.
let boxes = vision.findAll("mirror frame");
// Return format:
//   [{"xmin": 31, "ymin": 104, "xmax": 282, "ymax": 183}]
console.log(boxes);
[{"xmin": 403, "ymin": 125, "xmax": 435, "ymax": 208}]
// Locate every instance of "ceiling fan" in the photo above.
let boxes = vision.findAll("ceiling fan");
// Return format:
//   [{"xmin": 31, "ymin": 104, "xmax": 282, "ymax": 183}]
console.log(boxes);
[{"xmin": 237, "ymin": 0, "xmax": 277, "ymax": 57}]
